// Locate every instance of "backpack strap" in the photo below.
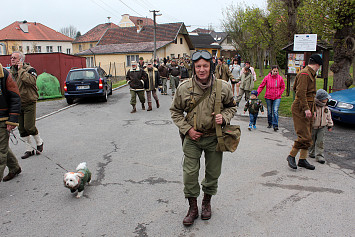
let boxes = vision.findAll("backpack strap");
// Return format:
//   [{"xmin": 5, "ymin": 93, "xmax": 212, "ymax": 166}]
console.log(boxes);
[{"xmin": 214, "ymin": 79, "xmax": 225, "ymax": 148}]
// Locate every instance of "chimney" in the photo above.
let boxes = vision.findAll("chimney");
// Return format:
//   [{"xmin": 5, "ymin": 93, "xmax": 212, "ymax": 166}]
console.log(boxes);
[
  {"xmin": 136, "ymin": 19, "xmax": 143, "ymax": 33},
  {"xmin": 19, "ymin": 20, "xmax": 29, "ymax": 33}
]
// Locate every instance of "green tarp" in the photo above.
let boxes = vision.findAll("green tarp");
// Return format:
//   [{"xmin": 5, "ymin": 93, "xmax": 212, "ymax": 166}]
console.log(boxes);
[{"xmin": 37, "ymin": 72, "xmax": 62, "ymax": 99}]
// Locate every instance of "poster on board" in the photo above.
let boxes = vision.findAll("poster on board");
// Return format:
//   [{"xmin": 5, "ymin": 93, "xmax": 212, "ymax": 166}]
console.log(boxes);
[
  {"xmin": 288, "ymin": 53, "xmax": 305, "ymax": 74},
  {"xmin": 294, "ymin": 34, "xmax": 317, "ymax": 51}
]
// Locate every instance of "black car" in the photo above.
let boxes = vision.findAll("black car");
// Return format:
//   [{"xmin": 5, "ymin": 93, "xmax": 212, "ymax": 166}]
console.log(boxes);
[{"xmin": 64, "ymin": 67, "xmax": 112, "ymax": 104}]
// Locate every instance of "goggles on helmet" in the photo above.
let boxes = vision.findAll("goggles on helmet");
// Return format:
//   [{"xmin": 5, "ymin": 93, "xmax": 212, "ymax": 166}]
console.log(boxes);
[{"xmin": 191, "ymin": 50, "xmax": 212, "ymax": 62}]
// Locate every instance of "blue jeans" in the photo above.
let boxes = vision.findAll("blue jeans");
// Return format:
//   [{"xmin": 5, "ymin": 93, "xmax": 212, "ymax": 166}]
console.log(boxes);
[
  {"xmin": 265, "ymin": 98, "xmax": 281, "ymax": 127},
  {"xmin": 249, "ymin": 113, "xmax": 258, "ymax": 126}
]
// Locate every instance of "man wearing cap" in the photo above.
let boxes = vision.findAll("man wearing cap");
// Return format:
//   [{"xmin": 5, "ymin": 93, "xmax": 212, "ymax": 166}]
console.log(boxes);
[
  {"xmin": 170, "ymin": 50, "xmax": 236, "ymax": 226},
  {"xmin": 138, "ymin": 57, "xmax": 145, "ymax": 70},
  {"xmin": 215, "ymin": 57, "xmax": 234, "ymax": 82},
  {"xmin": 286, "ymin": 54, "xmax": 323, "ymax": 170},
  {"xmin": 168, "ymin": 59, "xmax": 181, "ymax": 96},
  {"xmin": 144, "ymin": 61, "xmax": 161, "ymax": 111},
  {"xmin": 126, "ymin": 61, "xmax": 148, "ymax": 113}
]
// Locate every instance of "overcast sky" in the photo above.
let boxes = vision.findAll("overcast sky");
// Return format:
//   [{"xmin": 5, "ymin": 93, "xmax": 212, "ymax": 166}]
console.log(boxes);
[{"xmin": 1, "ymin": 0, "xmax": 267, "ymax": 34}]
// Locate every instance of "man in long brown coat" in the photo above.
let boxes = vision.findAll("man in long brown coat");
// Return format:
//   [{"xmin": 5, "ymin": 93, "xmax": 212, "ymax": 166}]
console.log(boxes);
[
  {"xmin": 287, "ymin": 54, "xmax": 323, "ymax": 170},
  {"xmin": 215, "ymin": 58, "xmax": 234, "ymax": 82}
]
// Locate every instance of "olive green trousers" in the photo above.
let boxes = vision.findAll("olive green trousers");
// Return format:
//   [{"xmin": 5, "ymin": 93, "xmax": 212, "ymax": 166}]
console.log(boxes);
[
  {"xmin": 0, "ymin": 121, "xmax": 20, "ymax": 180},
  {"xmin": 130, "ymin": 90, "xmax": 145, "ymax": 105},
  {"xmin": 19, "ymin": 102, "xmax": 38, "ymax": 137},
  {"xmin": 182, "ymin": 136, "xmax": 223, "ymax": 197}
]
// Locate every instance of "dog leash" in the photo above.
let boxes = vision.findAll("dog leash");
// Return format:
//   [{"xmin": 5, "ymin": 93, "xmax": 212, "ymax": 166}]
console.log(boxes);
[{"xmin": 8, "ymin": 130, "xmax": 69, "ymax": 172}]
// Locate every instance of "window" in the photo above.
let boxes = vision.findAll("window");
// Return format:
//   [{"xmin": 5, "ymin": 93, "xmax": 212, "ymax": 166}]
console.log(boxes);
[
  {"xmin": 35, "ymin": 46, "xmax": 41, "ymax": 53},
  {"xmin": 12, "ymin": 46, "xmax": 16, "ymax": 52},
  {"xmin": 57, "ymin": 46, "xmax": 62, "ymax": 52},
  {"xmin": 212, "ymin": 50, "xmax": 217, "ymax": 57},
  {"xmin": 90, "ymin": 44, "xmax": 93, "ymax": 48},
  {"xmin": 66, "ymin": 48, "xmax": 71, "ymax": 54},
  {"xmin": 86, "ymin": 57, "xmax": 94, "ymax": 67},
  {"xmin": 180, "ymin": 38, "xmax": 183, "ymax": 44},
  {"xmin": 170, "ymin": 54, "xmax": 175, "ymax": 59},
  {"xmin": 79, "ymin": 44, "xmax": 82, "ymax": 51},
  {"xmin": 19, "ymin": 46, "xmax": 23, "ymax": 52},
  {"xmin": 174, "ymin": 38, "xmax": 177, "ymax": 44},
  {"xmin": 126, "ymin": 55, "xmax": 139, "ymax": 66},
  {"xmin": 46, "ymin": 46, "xmax": 53, "ymax": 52},
  {"xmin": 26, "ymin": 46, "xmax": 30, "ymax": 53},
  {"xmin": 227, "ymin": 36, "xmax": 232, "ymax": 44}
]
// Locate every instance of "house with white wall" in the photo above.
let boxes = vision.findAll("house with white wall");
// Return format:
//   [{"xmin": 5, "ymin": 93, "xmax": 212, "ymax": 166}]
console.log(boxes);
[{"xmin": 0, "ymin": 21, "xmax": 73, "ymax": 55}]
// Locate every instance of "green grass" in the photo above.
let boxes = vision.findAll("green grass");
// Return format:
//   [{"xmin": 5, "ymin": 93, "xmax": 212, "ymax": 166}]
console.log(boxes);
[{"xmin": 113, "ymin": 80, "xmax": 127, "ymax": 88}]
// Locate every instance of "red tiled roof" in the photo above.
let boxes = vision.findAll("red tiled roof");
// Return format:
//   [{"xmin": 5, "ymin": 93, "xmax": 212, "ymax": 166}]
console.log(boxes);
[
  {"xmin": 129, "ymin": 16, "xmax": 154, "ymax": 26},
  {"xmin": 73, "ymin": 23, "xmax": 119, "ymax": 43},
  {"xmin": 76, "ymin": 41, "xmax": 171, "ymax": 55},
  {"xmin": 0, "ymin": 21, "xmax": 73, "ymax": 41},
  {"xmin": 98, "ymin": 22, "xmax": 183, "ymax": 45}
]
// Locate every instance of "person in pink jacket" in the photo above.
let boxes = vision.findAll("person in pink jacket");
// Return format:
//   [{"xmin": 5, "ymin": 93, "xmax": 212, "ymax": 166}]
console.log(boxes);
[{"xmin": 257, "ymin": 65, "xmax": 285, "ymax": 131}]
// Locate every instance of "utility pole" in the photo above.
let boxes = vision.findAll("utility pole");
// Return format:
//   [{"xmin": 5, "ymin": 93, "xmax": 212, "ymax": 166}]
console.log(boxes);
[{"xmin": 150, "ymin": 10, "xmax": 161, "ymax": 60}]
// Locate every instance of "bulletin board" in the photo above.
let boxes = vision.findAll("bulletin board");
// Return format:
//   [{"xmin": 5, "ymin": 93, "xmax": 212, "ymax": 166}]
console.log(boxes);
[{"xmin": 287, "ymin": 53, "xmax": 305, "ymax": 74}]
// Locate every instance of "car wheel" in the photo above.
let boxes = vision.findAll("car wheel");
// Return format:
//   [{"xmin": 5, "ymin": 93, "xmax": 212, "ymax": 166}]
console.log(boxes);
[
  {"xmin": 109, "ymin": 82, "xmax": 113, "ymax": 95},
  {"xmin": 66, "ymin": 98, "xmax": 74, "ymax": 105},
  {"xmin": 101, "ymin": 90, "xmax": 108, "ymax": 102}
]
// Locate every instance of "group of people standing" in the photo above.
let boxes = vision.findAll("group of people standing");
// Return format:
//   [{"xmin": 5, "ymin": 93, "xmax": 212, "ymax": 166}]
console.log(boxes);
[
  {"xmin": 0, "ymin": 51, "xmax": 44, "ymax": 182},
  {"xmin": 126, "ymin": 57, "xmax": 193, "ymax": 113}
]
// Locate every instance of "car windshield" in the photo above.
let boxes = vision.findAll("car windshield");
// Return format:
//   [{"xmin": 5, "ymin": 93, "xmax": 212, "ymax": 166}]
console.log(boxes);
[{"xmin": 69, "ymin": 70, "xmax": 96, "ymax": 81}]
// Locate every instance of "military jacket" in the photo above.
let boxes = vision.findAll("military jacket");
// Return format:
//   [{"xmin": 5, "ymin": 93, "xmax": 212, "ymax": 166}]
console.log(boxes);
[
  {"xmin": 10, "ymin": 63, "xmax": 39, "ymax": 105},
  {"xmin": 215, "ymin": 64, "xmax": 234, "ymax": 82},
  {"xmin": 293, "ymin": 66, "xmax": 317, "ymax": 112},
  {"xmin": 244, "ymin": 99, "xmax": 264, "ymax": 114},
  {"xmin": 170, "ymin": 77, "xmax": 236, "ymax": 136}
]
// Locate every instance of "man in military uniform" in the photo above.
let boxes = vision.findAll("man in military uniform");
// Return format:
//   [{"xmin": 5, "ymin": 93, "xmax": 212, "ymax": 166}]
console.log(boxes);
[
  {"xmin": 0, "ymin": 63, "xmax": 22, "ymax": 182},
  {"xmin": 168, "ymin": 59, "xmax": 181, "ymax": 96},
  {"xmin": 10, "ymin": 52, "xmax": 44, "ymax": 159},
  {"xmin": 126, "ymin": 61, "xmax": 147, "ymax": 113},
  {"xmin": 170, "ymin": 50, "xmax": 236, "ymax": 226},
  {"xmin": 144, "ymin": 61, "xmax": 161, "ymax": 111},
  {"xmin": 138, "ymin": 57, "xmax": 145, "ymax": 70},
  {"xmin": 215, "ymin": 57, "xmax": 234, "ymax": 82},
  {"xmin": 286, "ymin": 54, "xmax": 323, "ymax": 170}
]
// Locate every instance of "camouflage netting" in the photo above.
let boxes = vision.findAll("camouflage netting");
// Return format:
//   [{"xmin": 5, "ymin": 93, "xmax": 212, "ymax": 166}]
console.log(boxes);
[{"xmin": 37, "ymin": 72, "xmax": 62, "ymax": 100}]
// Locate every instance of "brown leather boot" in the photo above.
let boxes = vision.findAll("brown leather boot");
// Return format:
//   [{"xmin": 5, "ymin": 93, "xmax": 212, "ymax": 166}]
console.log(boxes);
[
  {"xmin": 130, "ymin": 105, "xmax": 136, "ymax": 113},
  {"xmin": 183, "ymin": 197, "xmax": 198, "ymax": 226},
  {"xmin": 156, "ymin": 100, "xmax": 160, "ymax": 108},
  {"xmin": 147, "ymin": 102, "xmax": 152, "ymax": 111},
  {"xmin": 201, "ymin": 193, "xmax": 212, "ymax": 220},
  {"xmin": 3, "ymin": 167, "xmax": 22, "ymax": 182},
  {"xmin": 141, "ymin": 103, "xmax": 145, "ymax": 110}
]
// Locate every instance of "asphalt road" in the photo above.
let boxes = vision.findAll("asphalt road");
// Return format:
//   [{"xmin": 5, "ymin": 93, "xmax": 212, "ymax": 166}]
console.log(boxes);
[{"xmin": 1, "ymin": 87, "xmax": 354, "ymax": 237}]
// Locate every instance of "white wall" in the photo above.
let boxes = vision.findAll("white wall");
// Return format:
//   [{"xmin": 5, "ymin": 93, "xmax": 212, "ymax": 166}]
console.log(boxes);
[{"xmin": 21, "ymin": 41, "xmax": 73, "ymax": 54}]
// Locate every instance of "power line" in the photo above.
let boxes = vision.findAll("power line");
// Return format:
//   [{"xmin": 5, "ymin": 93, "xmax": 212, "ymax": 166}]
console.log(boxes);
[
  {"xmin": 88, "ymin": 0, "xmax": 119, "ymax": 18},
  {"xmin": 116, "ymin": 0, "xmax": 144, "ymax": 16}
]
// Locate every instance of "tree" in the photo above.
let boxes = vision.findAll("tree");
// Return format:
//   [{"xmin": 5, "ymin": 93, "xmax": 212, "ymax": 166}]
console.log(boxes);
[
  {"xmin": 298, "ymin": 0, "xmax": 355, "ymax": 90},
  {"xmin": 76, "ymin": 31, "xmax": 82, "ymax": 39},
  {"xmin": 60, "ymin": 25, "xmax": 79, "ymax": 39}
]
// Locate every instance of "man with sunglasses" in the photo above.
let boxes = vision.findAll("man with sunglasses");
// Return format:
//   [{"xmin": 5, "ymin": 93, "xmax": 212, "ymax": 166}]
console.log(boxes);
[{"xmin": 170, "ymin": 50, "xmax": 236, "ymax": 226}]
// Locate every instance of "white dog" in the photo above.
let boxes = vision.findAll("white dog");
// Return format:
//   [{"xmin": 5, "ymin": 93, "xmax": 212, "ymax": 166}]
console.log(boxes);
[{"xmin": 63, "ymin": 162, "xmax": 92, "ymax": 198}]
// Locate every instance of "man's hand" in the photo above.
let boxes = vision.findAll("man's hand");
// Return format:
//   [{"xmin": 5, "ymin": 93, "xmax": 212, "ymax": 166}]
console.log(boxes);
[
  {"xmin": 243, "ymin": 111, "xmax": 246, "ymax": 114},
  {"xmin": 188, "ymin": 128, "xmax": 203, "ymax": 140},
  {"xmin": 212, "ymin": 112, "xmax": 223, "ymax": 125},
  {"xmin": 305, "ymin": 110, "xmax": 312, "ymax": 118},
  {"xmin": 261, "ymin": 112, "xmax": 264, "ymax": 115},
  {"xmin": 7, "ymin": 125, "xmax": 16, "ymax": 132},
  {"xmin": 328, "ymin": 127, "xmax": 333, "ymax": 132}
]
